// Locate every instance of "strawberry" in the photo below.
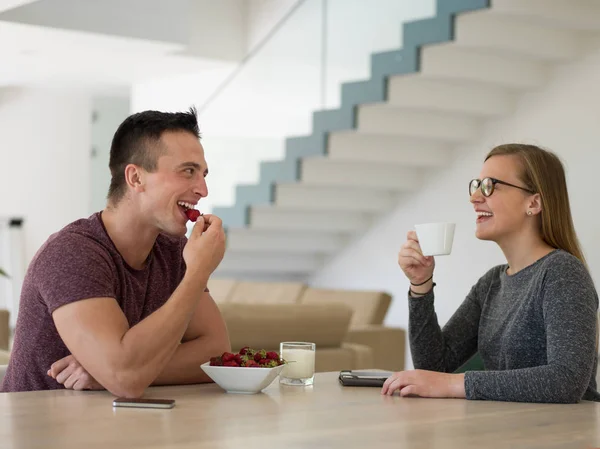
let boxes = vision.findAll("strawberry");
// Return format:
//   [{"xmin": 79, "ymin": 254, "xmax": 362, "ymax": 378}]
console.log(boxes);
[
  {"xmin": 266, "ymin": 351, "xmax": 279, "ymax": 360},
  {"xmin": 209, "ymin": 356, "xmax": 222, "ymax": 366},
  {"xmin": 264, "ymin": 360, "xmax": 279, "ymax": 368},
  {"xmin": 234, "ymin": 354, "xmax": 244, "ymax": 365},
  {"xmin": 185, "ymin": 209, "xmax": 201, "ymax": 222},
  {"xmin": 221, "ymin": 352, "xmax": 235, "ymax": 363},
  {"xmin": 239, "ymin": 346, "xmax": 250, "ymax": 355},
  {"xmin": 253, "ymin": 350, "xmax": 267, "ymax": 362},
  {"xmin": 259, "ymin": 358, "xmax": 270, "ymax": 366},
  {"xmin": 243, "ymin": 360, "xmax": 260, "ymax": 368},
  {"xmin": 223, "ymin": 360, "xmax": 239, "ymax": 367}
]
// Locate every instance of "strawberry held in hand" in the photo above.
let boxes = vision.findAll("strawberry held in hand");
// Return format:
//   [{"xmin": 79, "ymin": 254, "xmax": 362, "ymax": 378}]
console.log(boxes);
[{"xmin": 185, "ymin": 208, "xmax": 201, "ymax": 222}]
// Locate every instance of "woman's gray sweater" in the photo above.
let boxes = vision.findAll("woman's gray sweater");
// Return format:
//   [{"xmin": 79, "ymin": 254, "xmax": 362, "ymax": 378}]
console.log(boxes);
[{"xmin": 408, "ymin": 250, "xmax": 600, "ymax": 403}]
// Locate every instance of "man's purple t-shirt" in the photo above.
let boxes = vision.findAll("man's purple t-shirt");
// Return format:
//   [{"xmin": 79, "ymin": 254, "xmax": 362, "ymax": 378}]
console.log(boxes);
[{"xmin": 2, "ymin": 212, "xmax": 187, "ymax": 392}]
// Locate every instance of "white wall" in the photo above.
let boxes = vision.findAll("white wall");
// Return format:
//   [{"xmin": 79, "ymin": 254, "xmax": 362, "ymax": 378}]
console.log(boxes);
[
  {"xmin": 0, "ymin": 88, "xmax": 92, "ymax": 265},
  {"xmin": 310, "ymin": 48, "xmax": 600, "ymax": 370},
  {"xmin": 246, "ymin": 0, "xmax": 298, "ymax": 51},
  {"xmin": 90, "ymin": 96, "xmax": 130, "ymax": 213}
]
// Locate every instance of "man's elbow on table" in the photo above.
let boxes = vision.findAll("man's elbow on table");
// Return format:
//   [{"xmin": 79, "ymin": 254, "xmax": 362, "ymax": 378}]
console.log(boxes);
[{"xmin": 104, "ymin": 367, "xmax": 149, "ymax": 399}]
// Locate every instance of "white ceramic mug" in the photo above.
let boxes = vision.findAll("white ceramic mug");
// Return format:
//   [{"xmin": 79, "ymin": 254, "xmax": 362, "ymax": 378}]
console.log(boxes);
[{"xmin": 414, "ymin": 222, "xmax": 456, "ymax": 256}]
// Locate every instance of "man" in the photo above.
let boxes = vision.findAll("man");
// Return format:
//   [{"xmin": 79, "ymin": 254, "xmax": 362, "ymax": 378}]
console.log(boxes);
[{"xmin": 1, "ymin": 108, "xmax": 230, "ymax": 397}]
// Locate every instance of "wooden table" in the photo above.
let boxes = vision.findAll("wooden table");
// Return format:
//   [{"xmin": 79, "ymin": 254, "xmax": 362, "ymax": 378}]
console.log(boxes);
[{"xmin": 0, "ymin": 372, "xmax": 599, "ymax": 448}]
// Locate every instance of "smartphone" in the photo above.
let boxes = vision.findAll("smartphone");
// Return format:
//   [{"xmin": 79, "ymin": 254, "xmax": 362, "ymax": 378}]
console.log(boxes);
[
  {"xmin": 112, "ymin": 398, "xmax": 176, "ymax": 409},
  {"xmin": 339, "ymin": 370, "xmax": 394, "ymax": 387}
]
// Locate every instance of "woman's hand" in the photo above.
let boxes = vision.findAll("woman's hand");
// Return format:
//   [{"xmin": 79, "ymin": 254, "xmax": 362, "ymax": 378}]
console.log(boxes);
[
  {"xmin": 381, "ymin": 370, "xmax": 466, "ymax": 398},
  {"xmin": 398, "ymin": 231, "xmax": 435, "ymax": 288}
]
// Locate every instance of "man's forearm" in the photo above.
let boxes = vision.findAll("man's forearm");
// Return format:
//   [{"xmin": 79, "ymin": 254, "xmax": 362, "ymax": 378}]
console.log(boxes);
[
  {"xmin": 112, "ymin": 274, "xmax": 208, "ymax": 395},
  {"xmin": 152, "ymin": 333, "xmax": 231, "ymax": 386}
]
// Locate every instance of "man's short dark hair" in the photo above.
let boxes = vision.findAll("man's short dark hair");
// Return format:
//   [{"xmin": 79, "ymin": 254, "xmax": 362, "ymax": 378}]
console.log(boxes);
[{"xmin": 107, "ymin": 107, "xmax": 200, "ymax": 204}]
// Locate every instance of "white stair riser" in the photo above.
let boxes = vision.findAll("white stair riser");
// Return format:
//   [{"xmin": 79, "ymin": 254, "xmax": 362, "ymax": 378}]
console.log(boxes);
[
  {"xmin": 357, "ymin": 105, "xmax": 480, "ymax": 142},
  {"xmin": 455, "ymin": 11, "xmax": 582, "ymax": 61},
  {"xmin": 328, "ymin": 132, "xmax": 453, "ymax": 166},
  {"xmin": 301, "ymin": 158, "xmax": 421, "ymax": 190},
  {"xmin": 250, "ymin": 207, "xmax": 373, "ymax": 233},
  {"xmin": 275, "ymin": 184, "xmax": 399, "ymax": 212},
  {"xmin": 421, "ymin": 44, "xmax": 549, "ymax": 89},
  {"xmin": 227, "ymin": 230, "xmax": 345, "ymax": 254},
  {"xmin": 387, "ymin": 75, "xmax": 515, "ymax": 117}
]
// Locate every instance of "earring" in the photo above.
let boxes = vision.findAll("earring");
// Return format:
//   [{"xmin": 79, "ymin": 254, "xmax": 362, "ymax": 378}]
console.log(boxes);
[{"xmin": 527, "ymin": 211, "xmax": 533, "ymax": 216}]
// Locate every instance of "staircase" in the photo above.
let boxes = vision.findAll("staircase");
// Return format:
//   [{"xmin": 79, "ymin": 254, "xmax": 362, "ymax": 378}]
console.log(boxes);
[{"xmin": 213, "ymin": 0, "xmax": 600, "ymax": 280}]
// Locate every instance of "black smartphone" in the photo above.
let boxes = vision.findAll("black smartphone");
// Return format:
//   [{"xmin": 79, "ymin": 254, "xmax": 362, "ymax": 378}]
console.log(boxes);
[
  {"xmin": 112, "ymin": 398, "xmax": 176, "ymax": 409},
  {"xmin": 339, "ymin": 370, "xmax": 394, "ymax": 387}
]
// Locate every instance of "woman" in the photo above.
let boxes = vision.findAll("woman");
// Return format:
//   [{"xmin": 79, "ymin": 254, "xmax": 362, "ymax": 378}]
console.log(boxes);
[{"xmin": 382, "ymin": 144, "xmax": 600, "ymax": 403}]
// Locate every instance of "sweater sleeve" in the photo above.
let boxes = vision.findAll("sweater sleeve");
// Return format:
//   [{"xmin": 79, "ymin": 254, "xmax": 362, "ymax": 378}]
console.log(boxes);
[
  {"xmin": 465, "ymin": 257, "xmax": 598, "ymax": 403},
  {"xmin": 408, "ymin": 269, "xmax": 495, "ymax": 373}
]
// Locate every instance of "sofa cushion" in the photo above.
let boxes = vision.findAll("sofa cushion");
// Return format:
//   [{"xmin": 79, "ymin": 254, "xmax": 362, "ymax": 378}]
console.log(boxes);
[
  {"xmin": 219, "ymin": 302, "xmax": 353, "ymax": 350},
  {"xmin": 299, "ymin": 288, "xmax": 391, "ymax": 327},
  {"xmin": 228, "ymin": 281, "xmax": 306, "ymax": 304}
]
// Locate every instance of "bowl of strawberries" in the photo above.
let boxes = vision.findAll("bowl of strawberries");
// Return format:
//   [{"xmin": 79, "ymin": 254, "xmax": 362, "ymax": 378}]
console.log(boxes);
[{"xmin": 201, "ymin": 347, "xmax": 286, "ymax": 394}]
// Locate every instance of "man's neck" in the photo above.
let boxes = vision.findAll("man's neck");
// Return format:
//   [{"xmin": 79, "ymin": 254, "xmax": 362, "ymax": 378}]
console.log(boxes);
[
  {"xmin": 499, "ymin": 229, "xmax": 555, "ymax": 276},
  {"xmin": 101, "ymin": 203, "xmax": 159, "ymax": 270}
]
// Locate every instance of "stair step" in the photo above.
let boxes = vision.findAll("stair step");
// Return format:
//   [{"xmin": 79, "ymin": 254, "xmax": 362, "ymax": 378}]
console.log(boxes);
[
  {"xmin": 300, "ymin": 157, "xmax": 421, "ymax": 190},
  {"xmin": 490, "ymin": 0, "xmax": 600, "ymax": 31},
  {"xmin": 249, "ymin": 205, "xmax": 373, "ymax": 233},
  {"xmin": 274, "ymin": 183, "xmax": 400, "ymax": 212},
  {"xmin": 454, "ymin": 10, "xmax": 583, "ymax": 61},
  {"xmin": 387, "ymin": 75, "xmax": 515, "ymax": 117},
  {"xmin": 216, "ymin": 251, "xmax": 323, "ymax": 276},
  {"xmin": 420, "ymin": 44, "xmax": 549, "ymax": 90},
  {"xmin": 328, "ymin": 132, "xmax": 454, "ymax": 167},
  {"xmin": 226, "ymin": 228, "xmax": 346, "ymax": 254},
  {"xmin": 357, "ymin": 105, "xmax": 481, "ymax": 142}
]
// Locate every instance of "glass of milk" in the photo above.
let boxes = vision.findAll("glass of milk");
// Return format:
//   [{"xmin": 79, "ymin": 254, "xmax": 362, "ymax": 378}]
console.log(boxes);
[{"xmin": 279, "ymin": 342, "xmax": 316, "ymax": 386}]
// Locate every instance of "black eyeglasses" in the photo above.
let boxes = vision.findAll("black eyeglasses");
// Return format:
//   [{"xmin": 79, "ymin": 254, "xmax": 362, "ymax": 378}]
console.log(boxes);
[{"xmin": 469, "ymin": 177, "xmax": 535, "ymax": 197}]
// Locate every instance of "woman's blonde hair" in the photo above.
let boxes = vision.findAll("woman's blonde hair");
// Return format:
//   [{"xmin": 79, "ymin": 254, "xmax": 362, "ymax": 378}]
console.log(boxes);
[{"xmin": 486, "ymin": 144, "xmax": 586, "ymax": 266}]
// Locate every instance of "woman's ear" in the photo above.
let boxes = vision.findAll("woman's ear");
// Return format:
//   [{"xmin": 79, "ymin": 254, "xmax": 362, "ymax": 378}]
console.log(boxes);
[{"xmin": 527, "ymin": 193, "xmax": 543, "ymax": 216}]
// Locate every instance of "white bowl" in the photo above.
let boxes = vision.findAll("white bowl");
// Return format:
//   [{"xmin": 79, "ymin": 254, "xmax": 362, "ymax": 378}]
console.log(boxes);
[{"xmin": 201, "ymin": 362, "xmax": 285, "ymax": 394}]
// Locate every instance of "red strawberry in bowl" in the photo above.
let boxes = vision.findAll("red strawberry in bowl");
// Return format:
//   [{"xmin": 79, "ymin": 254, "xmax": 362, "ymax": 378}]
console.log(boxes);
[
  {"xmin": 221, "ymin": 352, "xmax": 236, "ymax": 363},
  {"xmin": 253, "ymin": 350, "xmax": 267, "ymax": 363},
  {"xmin": 266, "ymin": 351, "xmax": 279, "ymax": 360},
  {"xmin": 209, "ymin": 356, "xmax": 223, "ymax": 366}
]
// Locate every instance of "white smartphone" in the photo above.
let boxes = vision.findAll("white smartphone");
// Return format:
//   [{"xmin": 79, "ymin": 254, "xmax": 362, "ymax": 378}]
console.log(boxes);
[{"xmin": 112, "ymin": 397, "xmax": 176, "ymax": 409}]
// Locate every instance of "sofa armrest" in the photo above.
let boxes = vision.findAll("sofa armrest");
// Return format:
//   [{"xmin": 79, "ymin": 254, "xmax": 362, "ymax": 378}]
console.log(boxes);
[
  {"xmin": 314, "ymin": 342, "xmax": 374, "ymax": 373},
  {"xmin": 345, "ymin": 325, "xmax": 405, "ymax": 372},
  {"xmin": 340, "ymin": 342, "xmax": 374, "ymax": 370}
]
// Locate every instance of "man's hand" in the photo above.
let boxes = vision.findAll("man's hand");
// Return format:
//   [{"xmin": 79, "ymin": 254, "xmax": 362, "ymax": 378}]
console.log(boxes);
[
  {"xmin": 48, "ymin": 355, "xmax": 104, "ymax": 391},
  {"xmin": 381, "ymin": 370, "xmax": 465, "ymax": 398},
  {"xmin": 183, "ymin": 214, "xmax": 226, "ymax": 280}
]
